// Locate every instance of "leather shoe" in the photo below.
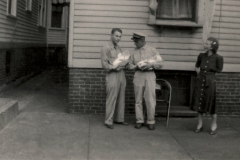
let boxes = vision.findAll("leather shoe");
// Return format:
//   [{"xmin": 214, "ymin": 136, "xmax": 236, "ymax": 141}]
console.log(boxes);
[
  {"xmin": 195, "ymin": 126, "xmax": 203, "ymax": 133},
  {"xmin": 209, "ymin": 129, "xmax": 217, "ymax": 135},
  {"xmin": 148, "ymin": 124, "xmax": 155, "ymax": 130},
  {"xmin": 105, "ymin": 124, "xmax": 114, "ymax": 129},
  {"xmin": 135, "ymin": 123, "xmax": 143, "ymax": 129},
  {"xmin": 114, "ymin": 121, "xmax": 129, "ymax": 125}
]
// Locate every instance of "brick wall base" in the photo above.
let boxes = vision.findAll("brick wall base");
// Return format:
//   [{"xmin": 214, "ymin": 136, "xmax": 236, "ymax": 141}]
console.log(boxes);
[
  {"xmin": 69, "ymin": 68, "xmax": 240, "ymax": 117},
  {"xmin": 68, "ymin": 69, "xmax": 135, "ymax": 115},
  {"xmin": 216, "ymin": 73, "xmax": 240, "ymax": 116}
]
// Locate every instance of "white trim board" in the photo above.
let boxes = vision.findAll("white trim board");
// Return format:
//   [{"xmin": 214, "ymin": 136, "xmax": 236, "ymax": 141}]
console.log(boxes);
[{"xmin": 71, "ymin": 59, "xmax": 240, "ymax": 72}]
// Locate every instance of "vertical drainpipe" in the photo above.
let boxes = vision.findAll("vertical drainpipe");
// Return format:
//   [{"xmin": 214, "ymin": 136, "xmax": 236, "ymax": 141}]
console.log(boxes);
[{"xmin": 68, "ymin": 0, "xmax": 74, "ymax": 68}]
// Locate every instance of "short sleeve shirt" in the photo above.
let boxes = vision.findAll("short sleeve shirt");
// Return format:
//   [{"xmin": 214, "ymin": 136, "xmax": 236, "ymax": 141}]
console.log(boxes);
[
  {"xmin": 130, "ymin": 44, "xmax": 161, "ymax": 65},
  {"xmin": 101, "ymin": 41, "xmax": 122, "ymax": 71}
]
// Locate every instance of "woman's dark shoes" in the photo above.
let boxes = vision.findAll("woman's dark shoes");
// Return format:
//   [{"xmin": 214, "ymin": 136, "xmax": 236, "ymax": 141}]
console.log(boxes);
[
  {"xmin": 135, "ymin": 123, "xmax": 143, "ymax": 129},
  {"xmin": 209, "ymin": 129, "xmax": 217, "ymax": 135},
  {"xmin": 113, "ymin": 121, "xmax": 129, "ymax": 126},
  {"xmin": 105, "ymin": 124, "xmax": 114, "ymax": 129},
  {"xmin": 194, "ymin": 126, "xmax": 203, "ymax": 133}
]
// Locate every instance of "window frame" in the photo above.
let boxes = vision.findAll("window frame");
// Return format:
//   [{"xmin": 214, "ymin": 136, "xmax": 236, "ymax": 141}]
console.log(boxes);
[
  {"xmin": 38, "ymin": 0, "xmax": 47, "ymax": 27},
  {"xmin": 148, "ymin": 0, "xmax": 204, "ymax": 27},
  {"xmin": 26, "ymin": 0, "xmax": 32, "ymax": 11},
  {"xmin": 50, "ymin": 4, "xmax": 66, "ymax": 29},
  {"xmin": 6, "ymin": 0, "xmax": 17, "ymax": 17}
]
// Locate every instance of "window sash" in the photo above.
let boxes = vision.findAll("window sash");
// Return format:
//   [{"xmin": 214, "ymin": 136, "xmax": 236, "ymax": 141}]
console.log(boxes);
[
  {"xmin": 157, "ymin": 0, "xmax": 193, "ymax": 20},
  {"xmin": 51, "ymin": 4, "xmax": 65, "ymax": 28}
]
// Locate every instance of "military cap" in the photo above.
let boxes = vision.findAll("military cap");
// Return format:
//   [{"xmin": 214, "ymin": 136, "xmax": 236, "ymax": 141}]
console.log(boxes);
[{"xmin": 131, "ymin": 32, "xmax": 147, "ymax": 40}]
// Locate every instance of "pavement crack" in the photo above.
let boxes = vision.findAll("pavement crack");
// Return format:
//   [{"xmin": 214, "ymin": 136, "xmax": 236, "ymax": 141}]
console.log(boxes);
[
  {"xmin": 222, "ymin": 119, "xmax": 239, "ymax": 132},
  {"xmin": 87, "ymin": 115, "xmax": 91, "ymax": 160},
  {"xmin": 166, "ymin": 128, "xmax": 195, "ymax": 160}
]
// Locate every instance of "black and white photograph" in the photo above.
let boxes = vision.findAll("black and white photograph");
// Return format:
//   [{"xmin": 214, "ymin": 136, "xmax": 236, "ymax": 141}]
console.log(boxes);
[{"xmin": 0, "ymin": 0, "xmax": 240, "ymax": 160}]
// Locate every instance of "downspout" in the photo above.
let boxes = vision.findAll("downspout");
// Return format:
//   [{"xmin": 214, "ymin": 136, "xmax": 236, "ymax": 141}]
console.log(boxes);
[{"xmin": 202, "ymin": 0, "xmax": 217, "ymax": 43}]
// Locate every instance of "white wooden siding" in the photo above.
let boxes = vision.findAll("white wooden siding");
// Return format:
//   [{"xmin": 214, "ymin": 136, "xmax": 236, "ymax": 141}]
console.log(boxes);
[
  {"xmin": 0, "ymin": 0, "xmax": 47, "ymax": 48},
  {"xmin": 70, "ymin": 0, "xmax": 240, "ymax": 72},
  {"xmin": 210, "ymin": 0, "xmax": 240, "ymax": 72},
  {"xmin": 48, "ymin": 29, "xmax": 66, "ymax": 45}
]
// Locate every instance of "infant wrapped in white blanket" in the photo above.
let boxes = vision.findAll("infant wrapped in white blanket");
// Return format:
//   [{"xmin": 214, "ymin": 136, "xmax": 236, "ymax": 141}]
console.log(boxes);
[
  {"xmin": 112, "ymin": 50, "xmax": 130, "ymax": 69},
  {"xmin": 137, "ymin": 55, "xmax": 163, "ymax": 70}
]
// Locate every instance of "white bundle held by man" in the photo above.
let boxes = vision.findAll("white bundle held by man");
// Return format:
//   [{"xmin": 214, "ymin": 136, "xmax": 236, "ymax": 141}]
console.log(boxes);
[
  {"xmin": 137, "ymin": 55, "xmax": 164, "ymax": 70},
  {"xmin": 112, "ymin": 50, "xmax": 130, "ymax": 69}
]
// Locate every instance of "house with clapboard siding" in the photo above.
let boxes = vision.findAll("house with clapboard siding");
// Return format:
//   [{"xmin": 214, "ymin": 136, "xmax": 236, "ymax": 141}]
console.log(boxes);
[
  {"xmin": 67, "ymin": 0, "xmax": 240, "ymax": 116},
  {"xmin": 0, "ymin": 0, "xmax": 47, "ymax": 91}
]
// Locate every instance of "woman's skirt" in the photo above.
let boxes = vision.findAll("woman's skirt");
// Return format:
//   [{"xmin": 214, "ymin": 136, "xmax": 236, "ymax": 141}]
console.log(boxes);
[{"xmin": 191, "ymin": 72, "xmax": 217, "ymax": 114}]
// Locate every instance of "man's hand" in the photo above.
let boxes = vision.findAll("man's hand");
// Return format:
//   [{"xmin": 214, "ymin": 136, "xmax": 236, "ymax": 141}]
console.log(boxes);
[
  {"xmin": 115, "ymin": 65, "xmax": 125, "ymax": 71},
  {"xmin": 128, "ymin": 64, "xmax": 138, "ymax": 70},
  {"xmin": 118, "ymin": 59, "xmax": 129, "ymax": 67},
  {"xmin": 141, "ymin": 61, "xmax": 153, "ymax": 70},
  {"xmin": 195, "ymin": 67, "xmax": 200, "ymax": 75},
  {"xmin": 153, "ymin": 62, "xmax": 163, "ymax": 70}
]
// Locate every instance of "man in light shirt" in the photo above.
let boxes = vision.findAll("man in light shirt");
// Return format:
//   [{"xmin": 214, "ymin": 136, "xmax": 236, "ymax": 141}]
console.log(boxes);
[
  {"xmin": 129, "ymin": 32, "xmax": 164, "ymax": 130},
  {"xmin": 101, "ymin": 28, "xmax": 129, "ymax": 129}
]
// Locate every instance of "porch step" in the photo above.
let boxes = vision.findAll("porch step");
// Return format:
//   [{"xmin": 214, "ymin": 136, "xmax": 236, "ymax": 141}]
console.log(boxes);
[
  {"xmin": 156, "ymin": 106, "xmax": 197, "ymax": 117},
  {"xmin": 0, "ymin": 98, "xmax": 19, "ymax": 131}
]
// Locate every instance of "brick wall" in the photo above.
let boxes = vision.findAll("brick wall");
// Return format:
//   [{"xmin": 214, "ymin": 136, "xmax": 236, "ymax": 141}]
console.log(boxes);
[
  {"xmin": 68, "ymin": 69, "xmax": 135, "ymax": 115},
  {"xmin": 69, "ymin": 68, "xmax": 240, "ymax": 117},
  {"xmin": 216, "ymin": 73, "xmax": 240, "ymax": 117}
]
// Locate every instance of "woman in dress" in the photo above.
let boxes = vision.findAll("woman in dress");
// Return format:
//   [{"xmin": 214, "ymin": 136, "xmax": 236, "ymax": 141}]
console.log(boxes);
[{"xmin": 191, "ymin": 37, "xmax": 224, "ymax": 135}]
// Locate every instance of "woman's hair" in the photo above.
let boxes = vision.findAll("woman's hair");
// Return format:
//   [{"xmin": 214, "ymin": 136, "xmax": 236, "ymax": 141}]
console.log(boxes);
[
  {"xmin": 207, "ymin": 37, "xmax": 219, "ymax": 53},
  {"xmin": 111, "ymin": 28, "xmax": 122, "ymax": 34}
]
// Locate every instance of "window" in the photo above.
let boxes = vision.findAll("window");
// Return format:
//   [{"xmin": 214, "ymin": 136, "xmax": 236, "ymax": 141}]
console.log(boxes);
[
  {"xmin": 26, "ymin": 0, "xmax": 32, "ymax": 11},
  {"xmin": 51, "ymin": 4, "xmax": 64, "ymax": 28},
  {"xmin": 38, "ymin": 0, "xmax": 46, "ymax": 27},
  {"xmin": 7, "ymin": 0, "xmax": 17, "ymax": 16},
  {"xmin": 148, "ymin": 0, "xmax": 204, "ymax": 27},
  {"xmin": 6, "ymin": 51, "xmax": 12, "ymax": 75},
  {"xmin": 156, "ymin": 0, "xmax": 195, "ymax": 21}
]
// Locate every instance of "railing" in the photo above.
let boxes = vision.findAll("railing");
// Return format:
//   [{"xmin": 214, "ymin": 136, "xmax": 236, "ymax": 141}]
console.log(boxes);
[{"xmin": 156, "ymin": 79, "xmax": 172, "ymax": 127}]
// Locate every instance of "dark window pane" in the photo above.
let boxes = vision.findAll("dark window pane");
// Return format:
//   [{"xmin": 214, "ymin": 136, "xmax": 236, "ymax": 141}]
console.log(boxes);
[
  {"xmin": 157, "ymin": 0, "xmax": 174, "ymax": 18},
  {"xmin": 51, "ymin": 5, "xmax": 63, "ymax": 28},
  {"xmin": 177, "ymin": 0, "xmax": 193, "ymax": 18},
  {"xmin": 157, "ymin": 0, "xmax": 195, "ymax": 20}
]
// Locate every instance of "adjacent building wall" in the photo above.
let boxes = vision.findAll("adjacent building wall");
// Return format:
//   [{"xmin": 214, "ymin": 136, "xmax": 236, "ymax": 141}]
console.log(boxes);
[
  {"xmin": 0, "ymin": 0, "xmax": 47, "ymax": 48},
  {"xmin": 0, "ymin": 0, "xmax": 47, "ymax": 89}
]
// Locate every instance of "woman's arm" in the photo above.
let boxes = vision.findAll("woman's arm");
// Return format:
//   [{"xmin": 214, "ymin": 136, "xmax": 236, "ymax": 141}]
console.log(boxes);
[
  {"xmin": 216, "ymin": 55, "xmax": 224, "ymax": 73},
  {"xmin": 195, "ymin": 67, "xmax": 200, "ymax": 74}
]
